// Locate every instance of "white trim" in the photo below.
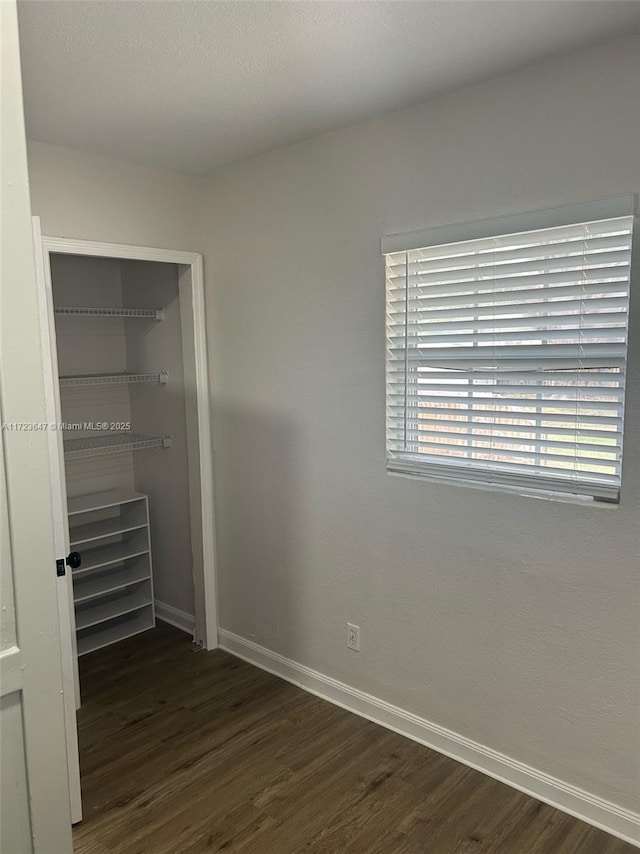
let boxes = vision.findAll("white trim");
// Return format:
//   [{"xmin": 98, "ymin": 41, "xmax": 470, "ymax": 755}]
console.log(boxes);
[
  {"xmin": 155, "ymin": 600, "xmax": 195, "ymax": 635},
  {"xmin": 387, "ymin": 461, "xmax": 620, "ymax": 504},
  {"xmin": 387, "ymin": 468, "xmax": 618, "ymax": 508},
  {"xmin": 381, "ymin": 194, "xmax": 637, "ymax": 255},
  {"xmin": 190, "ymin": 254, "xmax": 218, "ymax": 648},
  {"xmin": 219, "ymin": 628, "xmax": 640, "ymax": 849},
  {"xmin": 38, "ymin": 235, "xmax": 201, "ymax": 267},
  {"xmin": 40, "ymin": 235, "xmax": 218, "ymax": 651},
  {"xmin": 34, "ymin": 217, "xmax": 83, "ymax": 824}
]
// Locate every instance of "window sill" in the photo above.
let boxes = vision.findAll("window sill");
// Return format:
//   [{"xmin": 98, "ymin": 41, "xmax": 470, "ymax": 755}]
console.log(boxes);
[{"xmin": 386, "ymin": 467, "xmax": 619, "ymax": 508}]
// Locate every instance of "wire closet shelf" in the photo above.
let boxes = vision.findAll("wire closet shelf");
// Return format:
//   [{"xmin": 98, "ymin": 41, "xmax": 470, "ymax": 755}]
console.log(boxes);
[
  {"xmin": 60, "ymin": 372, "xmax": 168, "ymax": 388},
  {"xmin": 55, "ymin": 306, "xmax": 164, "ymax": 320},
  {"xmin": 64, "ymin": 433, "xmax": 172, "ymax": 460}
]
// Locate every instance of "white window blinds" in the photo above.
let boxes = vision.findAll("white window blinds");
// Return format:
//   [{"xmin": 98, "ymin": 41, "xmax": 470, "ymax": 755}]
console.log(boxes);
[{"xmin": 384, "ymin": 202, "xmax": 634, "ymax": 501}]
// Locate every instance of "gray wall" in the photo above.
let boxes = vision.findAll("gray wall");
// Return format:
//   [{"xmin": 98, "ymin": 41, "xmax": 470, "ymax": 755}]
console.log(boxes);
[
  {"xmin": 122, "ymin": 260, "xmax": 195, "ymax": 616},
  {"xmin": 27, "ymin": 139, "xmax": 201, "ymax": 249},
  {"xmin": 199, "ymin": 36, "xmax": 640, "ymax": 811}
]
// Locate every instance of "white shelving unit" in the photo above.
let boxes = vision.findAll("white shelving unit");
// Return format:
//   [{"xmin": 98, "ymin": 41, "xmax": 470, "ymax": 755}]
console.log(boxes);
[
  {"xmin": 70, "ymin": 516, "xmax": 148, "ymax": 547},
  {"xmin": 68, "ymin": 489, "xmax": 155, "ymax": 656}
]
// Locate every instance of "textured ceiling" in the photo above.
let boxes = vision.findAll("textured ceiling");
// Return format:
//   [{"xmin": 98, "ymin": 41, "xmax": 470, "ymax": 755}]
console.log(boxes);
[{"xmin": 17, "ymin": 0, "xmax": 640, "ymax": 176}]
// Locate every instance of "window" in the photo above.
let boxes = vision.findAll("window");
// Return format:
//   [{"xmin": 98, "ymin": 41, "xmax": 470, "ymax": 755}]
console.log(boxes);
[{"xmin": 383, "ymin": 198, "xmax": 635, "ymax": 502}]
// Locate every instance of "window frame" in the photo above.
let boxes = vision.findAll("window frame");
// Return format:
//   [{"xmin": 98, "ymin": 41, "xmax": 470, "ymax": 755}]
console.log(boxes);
[{"xmin": 382, "ymin": 196, "xmax": 637, "ymax": 504}]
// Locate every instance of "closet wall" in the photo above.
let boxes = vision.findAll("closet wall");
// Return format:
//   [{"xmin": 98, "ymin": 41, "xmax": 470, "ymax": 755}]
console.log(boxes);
[
  {"xmin": 122, "ymin": 260, "xmax": 195, "ymax": 616},
  {"xmin": 53, "ymin": 254, "xmax": 134, "ymax": 498}
]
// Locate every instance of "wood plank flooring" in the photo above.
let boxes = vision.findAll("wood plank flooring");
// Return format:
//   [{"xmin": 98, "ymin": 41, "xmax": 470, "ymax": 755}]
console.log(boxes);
[{"xmin": 73, "ymin": 624, "xmax": 634, "ymax": 854}]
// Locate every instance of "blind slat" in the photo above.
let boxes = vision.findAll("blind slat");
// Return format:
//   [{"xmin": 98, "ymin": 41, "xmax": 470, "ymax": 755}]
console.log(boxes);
[
  {"xmin": 387, "ymin": 381, "xmax": 624, "ymax": 397},
  {"xmin": 389, "ymin": 327, "xmax": 627, "ymax": 346},
  {"xmin": 386, "ymin": 295, "xmax": 629, "ymax": 321},
  {"xmin": 386, "ymin": 369, "xmax": 622, "ymax": 382},
  {"xmin": 386, "ymin": 438, "xmax": 619, "ymax": 468},
  {"xmin": 387, "ymin": 343, "xmax": 627, "ymax": 361},
  {"xmin": 386, "ymin": 395, "xmax": 623, "ymax": 411},
  {"xmin": 386, "ymin": 426, "xmax": 620, "ymax": 453},
  {"xmin": 387, "ymin": 450, "xmax": 620, "ymax": 482},
  {"xmin": 386, "ymin": 421, "xmax": 619, "ymax": 442},
  {"xmin": 385, "ymin": 231, "xmax": 630, "ymax": 273},
  {"xmin": 387, "ymin": 275, "xmax": 630, "ymax": 304},
  {"xmin": 387, "ymin": 311, "xmax": 629, "ymax": 335},
  {"xmin": 386, "ymin": 406, "xmax": 622, "ymax": 426},
  {"xmin": 387, "ymin": 250, "xmax": 629, "ymax": 287}
]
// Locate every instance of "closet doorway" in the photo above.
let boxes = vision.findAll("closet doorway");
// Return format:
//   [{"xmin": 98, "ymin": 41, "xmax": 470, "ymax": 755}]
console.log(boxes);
[{"xmin": 33, "ymin": 223, "xmax": 218, "ymax": 825}]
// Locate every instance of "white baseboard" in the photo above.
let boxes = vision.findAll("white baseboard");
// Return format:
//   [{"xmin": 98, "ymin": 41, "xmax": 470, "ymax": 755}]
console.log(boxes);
[
  {"xmin": 155, "ymin": 600, "xmax": 195, "ymax": 635},
  {"xmin": 218, "ymin": 628, "xmax": 640, "ymax": 849}
]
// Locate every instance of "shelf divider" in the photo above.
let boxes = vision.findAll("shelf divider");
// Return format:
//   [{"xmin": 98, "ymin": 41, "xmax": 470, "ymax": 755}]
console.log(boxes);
[
  {"xmin": 70, "ymin": 517, "xmax": 148, "ymax": 547},
  {"xmin": 75, "ymin": 590, "xmax": 152, "ymax": 631},
  {"xmin": 74, "ymin": 541, "xmax": 149, "ymax": 575},
  {"xmin": 76, "ymin": 610, "xmax": 154, "ymax": 656},
  {"xmin": 68, "ymin": 489, "xmax": 146, "ymax": 516},
  {"xmin": 73, "ymin": 564, "xmax": 151, "ymax": 605}
]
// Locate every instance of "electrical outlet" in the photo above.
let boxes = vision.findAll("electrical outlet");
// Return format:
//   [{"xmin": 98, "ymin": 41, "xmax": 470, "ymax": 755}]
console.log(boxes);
[{"xmin": 346, "ymin": 623, "xmax": 360, "ymax": 651}]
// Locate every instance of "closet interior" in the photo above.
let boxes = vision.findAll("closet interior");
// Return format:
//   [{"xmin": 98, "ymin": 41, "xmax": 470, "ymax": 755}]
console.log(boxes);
[{"xmin": 50, "ymin": 253, "xmax": 197, "ymax": 667}]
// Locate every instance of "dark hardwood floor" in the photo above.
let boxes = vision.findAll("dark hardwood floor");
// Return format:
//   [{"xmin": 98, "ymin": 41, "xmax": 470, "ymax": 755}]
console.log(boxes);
[{"xmin": 73, "ymin": 623, "xmax": 633, "ymax": 854}]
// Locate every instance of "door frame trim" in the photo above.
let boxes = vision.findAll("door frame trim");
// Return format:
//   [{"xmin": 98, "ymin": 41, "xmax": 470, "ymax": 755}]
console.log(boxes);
[
  {"xmin": 34, "ymin": 218, "xmax": 82, "ymax": 823},
  {"xmin": 40, "ymin": 235, "xmax": 219, "ymax": 650}
]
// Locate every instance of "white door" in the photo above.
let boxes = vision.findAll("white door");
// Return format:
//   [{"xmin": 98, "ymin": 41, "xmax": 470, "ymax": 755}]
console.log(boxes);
[
  {"xmin": 1, "ymin": 1, "xmax": 74, "ymax": 849},
  {"xmin": 33, "ymin": 217, "xmax": 83, "ymax": 823}
]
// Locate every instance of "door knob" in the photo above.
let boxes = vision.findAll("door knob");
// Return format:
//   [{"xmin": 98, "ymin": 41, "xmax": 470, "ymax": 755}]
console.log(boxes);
[{"xmin": 66, "ymin": 551, "xmax": 82, "ymax": 569}]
